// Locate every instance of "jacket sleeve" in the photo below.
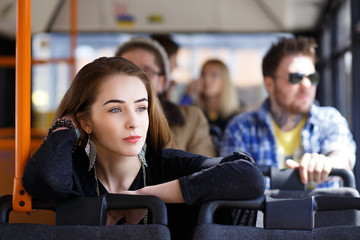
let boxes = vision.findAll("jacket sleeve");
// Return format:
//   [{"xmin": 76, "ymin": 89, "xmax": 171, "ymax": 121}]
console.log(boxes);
[
  {"xmin": 178, "ymin": 151, "xmax": 265, "ymax": 205},
  {"xmin": 22, "ymin": 130, "xmax": 83, "ymax": 202}
]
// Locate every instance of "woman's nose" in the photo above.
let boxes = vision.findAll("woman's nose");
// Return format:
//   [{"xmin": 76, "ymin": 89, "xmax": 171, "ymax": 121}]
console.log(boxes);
[{"xmin": 126, "ymin": 112, "xmax": 140, "ymax": 129}]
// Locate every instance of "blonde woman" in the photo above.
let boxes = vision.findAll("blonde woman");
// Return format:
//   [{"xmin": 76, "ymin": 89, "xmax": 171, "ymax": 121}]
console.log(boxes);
[{"xmin": 182, "ymin": 59, "xmax": 241, "ymax": 154}]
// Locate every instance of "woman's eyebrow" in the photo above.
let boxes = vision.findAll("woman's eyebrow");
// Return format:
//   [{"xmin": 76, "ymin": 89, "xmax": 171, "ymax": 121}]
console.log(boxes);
[
  {"xmin": 103, "ymin": 99, "xmax": 125, "ymax": 106},
  {"xmin": 135, "ymin": 98, "xmax": 148, "ymax": 103},
  {"xmin": 103, "ymin": 98, "xmax": 148, "ymax": 106}
]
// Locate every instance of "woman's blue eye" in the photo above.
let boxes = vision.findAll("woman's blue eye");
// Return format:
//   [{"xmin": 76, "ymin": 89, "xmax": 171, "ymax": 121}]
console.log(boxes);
[
  {"xmin": 110, "ymin": 108, "xmax": 121, "ymax": 113},
  {"xmin": 138, "ymin": 106, "xmax": 147, "ymax": 112}
]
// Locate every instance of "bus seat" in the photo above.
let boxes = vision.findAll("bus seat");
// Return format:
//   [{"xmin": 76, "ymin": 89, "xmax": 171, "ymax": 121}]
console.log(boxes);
[
  {"xmin": 0, "ymin": 194, "xmax": 170, "ymax": 240},
  {"xmin": 259, "ymin": 166, "xmax": 360, "ymax": 228},
  {"xmin": 193, "ymin": 195, "xmax": 360, "ymax": 240},
  {"xmin": 265, "ymin": 187, "xmax": 360, "ymax": 227},
  {"xmin": 259, "ymin": 166, "xmax": 356, "ymax": 189},
  {"xmin": 313, "ymin": 225, "xmax": 360, "ymax": 240}
]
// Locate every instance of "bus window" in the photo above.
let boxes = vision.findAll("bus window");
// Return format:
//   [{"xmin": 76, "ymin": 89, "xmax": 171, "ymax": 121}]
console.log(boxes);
[{"xmin": 31, "ymin": 32, "xmax": 292, "ymax": 130}]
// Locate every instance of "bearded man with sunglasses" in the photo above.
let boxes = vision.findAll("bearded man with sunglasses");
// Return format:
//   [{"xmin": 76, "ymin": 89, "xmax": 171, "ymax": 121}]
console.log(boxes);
[{"xmin": 220, "ymin": 37, "xmax": 356, "ymax": 188}]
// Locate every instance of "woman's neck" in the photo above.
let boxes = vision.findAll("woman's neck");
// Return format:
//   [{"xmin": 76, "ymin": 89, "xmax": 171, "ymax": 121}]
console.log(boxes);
[
  {"xmin": 95, "ymin": 154, "xmax": 141, "ymax": 193},
  {"xmin": 203, "ymin": 95, "xmax": 220, "ymax": 114}
]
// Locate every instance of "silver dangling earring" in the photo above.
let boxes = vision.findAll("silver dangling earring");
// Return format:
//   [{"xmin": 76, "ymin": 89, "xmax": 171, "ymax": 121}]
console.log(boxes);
[
  {"xmin": 85, "ymin": 134, "xmax": 96, "ymax": 171},
  {"xmin": 139, "ymin": 143, "xmax": 148, "ymax": 167}
]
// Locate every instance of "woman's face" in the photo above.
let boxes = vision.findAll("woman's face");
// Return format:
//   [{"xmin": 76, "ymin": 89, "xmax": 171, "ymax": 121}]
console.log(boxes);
[
  {"xmin": 84, "ymin": 74, "xmax": 149, "ymax": 158},
  {"xmin": 200, "ymin": 64, "xmax": 223, "ymax": 97}
]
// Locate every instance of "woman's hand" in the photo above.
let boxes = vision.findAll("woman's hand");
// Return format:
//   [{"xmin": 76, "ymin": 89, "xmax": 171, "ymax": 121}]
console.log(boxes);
[
  {"xmin": 185, "ymin": 79, "xmax": 203, "ymax": 96},
  {"xmin": 61, "ymin": 114, "xmax": 87, "ymax": 145}
]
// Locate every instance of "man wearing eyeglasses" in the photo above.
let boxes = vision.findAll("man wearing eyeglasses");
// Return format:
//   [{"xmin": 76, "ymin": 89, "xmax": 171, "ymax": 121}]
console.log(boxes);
[{"xmin": 220, "ymin": 36, "xmax": 356, "ymax": 188}]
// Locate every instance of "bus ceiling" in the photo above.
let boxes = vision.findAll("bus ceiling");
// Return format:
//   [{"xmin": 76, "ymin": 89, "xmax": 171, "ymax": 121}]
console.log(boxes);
[{"xmin": 0, "ymin": 0, "xmax": 327, "ymax": 37}]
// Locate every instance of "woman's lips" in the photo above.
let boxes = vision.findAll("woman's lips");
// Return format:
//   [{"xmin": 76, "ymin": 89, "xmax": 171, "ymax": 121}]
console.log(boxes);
[{"xmin": 123, "ymin": 135, "xmax": 141, "ymax": 143}]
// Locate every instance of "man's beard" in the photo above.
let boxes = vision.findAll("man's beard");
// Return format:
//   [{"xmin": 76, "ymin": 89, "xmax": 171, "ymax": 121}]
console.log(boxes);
[{"xmin": 274, "ymin": 91, "xmax": 312, "ymax": 115}]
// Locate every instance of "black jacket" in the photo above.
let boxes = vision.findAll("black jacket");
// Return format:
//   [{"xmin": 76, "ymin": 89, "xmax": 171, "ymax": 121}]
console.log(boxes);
[{"xmin": 23, "ymin": 130, "xmax": 265, "ymax": 239}]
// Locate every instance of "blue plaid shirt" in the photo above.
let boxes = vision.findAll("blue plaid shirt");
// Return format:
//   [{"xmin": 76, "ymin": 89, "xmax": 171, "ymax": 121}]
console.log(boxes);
[{"xmin": 220, "ymin": 99, "xmax": 356, "ymax": 188}]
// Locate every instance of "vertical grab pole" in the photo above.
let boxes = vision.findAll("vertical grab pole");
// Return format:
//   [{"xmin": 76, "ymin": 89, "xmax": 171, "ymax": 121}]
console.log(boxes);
[
  {"xmin": 69, "ymin": 0, "xmax": 77, "ymax": 80},
  {"xmin": 13, "ymin": 0, "xmax": 32, "ymax": 212}
]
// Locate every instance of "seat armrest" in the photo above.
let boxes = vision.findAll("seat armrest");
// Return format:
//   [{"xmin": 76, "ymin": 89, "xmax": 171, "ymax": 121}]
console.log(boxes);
[{"xmin": 197, "ymin": 195, "xmax": 265, "ymax": 224}]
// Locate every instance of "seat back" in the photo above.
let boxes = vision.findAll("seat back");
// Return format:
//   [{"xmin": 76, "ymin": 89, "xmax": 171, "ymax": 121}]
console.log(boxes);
[
  {"xmin": 0, "ymin": 194, "xmax": 171, "ymax": 240},
  {"xmin": 259, "ymin": 166, "xmax": 360, "ymax": 227},
  {"xmin": 193, "ymin": 225, "xmax": 312, "ymax": 240},
  {"xmin": 0, "ymin": 222, "xmax": 171, "ymax": 240},
  {"xmin": 193, "ymin": 195, "xmax": 360, "ymax": 240},
  {"xmin": 265, "ymin": 187, "xmax": 360, "ymax": 227},
  {"xmin": 55, "ymin": 193, "xmax": 168, "ymax": 226},
  {"xmin": 259, "ymin": 166, "xmax": 356, "ymax": 190}
]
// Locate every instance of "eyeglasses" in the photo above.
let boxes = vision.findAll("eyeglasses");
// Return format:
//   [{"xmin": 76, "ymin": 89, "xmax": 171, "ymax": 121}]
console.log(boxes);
[
  {"xmin": 142, "ymin": 67, "xmax": 163, "ymax": 79},
  {"xmin": 287, "ymin": 72, "xmax": 319, "ymax": 85}
]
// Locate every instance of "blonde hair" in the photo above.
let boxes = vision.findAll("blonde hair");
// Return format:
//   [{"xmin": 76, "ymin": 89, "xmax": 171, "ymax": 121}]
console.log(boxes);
[{"xmin": 198, "ymin": 59, "xmax": 240, "ymax": 119}]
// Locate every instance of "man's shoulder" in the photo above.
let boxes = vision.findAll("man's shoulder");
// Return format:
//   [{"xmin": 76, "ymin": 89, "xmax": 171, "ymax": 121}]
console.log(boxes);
[{"xmin": 310, "ymin": 104, "xmax": 344, "ymax": 120}]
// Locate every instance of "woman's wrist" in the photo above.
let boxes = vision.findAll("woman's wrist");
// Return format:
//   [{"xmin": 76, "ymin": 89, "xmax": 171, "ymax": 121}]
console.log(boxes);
[
  {"xmin": 48, "ymin": 119, "xmax": 79, "ymax": 135},
  {"xmin": 47, "ymin": 119, "xmax": 81, "ymax": 147}
]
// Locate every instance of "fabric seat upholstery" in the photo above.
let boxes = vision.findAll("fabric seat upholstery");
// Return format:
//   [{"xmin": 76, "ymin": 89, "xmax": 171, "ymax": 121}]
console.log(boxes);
[
  {"xmin": 0, "ymin": 194, "xmax": 171, "ymax": 240},
  {"xmin": 0, "ymin": 223, "xmax": 170, "ymax": 240},
  {"xmin": 193, "ymin": 195, "xmax": 360, "ymax": 240},
  {"xmin": 259, "ymin": 167, "xmax": 360, "ymax": 228}
]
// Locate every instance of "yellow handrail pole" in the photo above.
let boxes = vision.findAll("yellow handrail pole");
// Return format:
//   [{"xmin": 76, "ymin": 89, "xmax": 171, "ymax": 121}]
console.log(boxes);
[
  {"xmin": 13, "ymin": 0, "xmax": 32, "ymax": 212},
  {"xmin": 69, "ymin": 0, "xmax": 77, "ymax": 80}
]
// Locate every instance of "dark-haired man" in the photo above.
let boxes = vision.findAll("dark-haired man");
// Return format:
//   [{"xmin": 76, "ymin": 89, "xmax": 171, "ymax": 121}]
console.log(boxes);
[{"xmin": 220, "ymin": 37, "xmax": 356, "ymax": 188}]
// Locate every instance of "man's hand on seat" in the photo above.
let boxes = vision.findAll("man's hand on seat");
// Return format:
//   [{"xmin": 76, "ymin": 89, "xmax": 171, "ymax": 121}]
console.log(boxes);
[{"xmin": 285, "ymin": 153, "xmax": 332, "ymax": 185}]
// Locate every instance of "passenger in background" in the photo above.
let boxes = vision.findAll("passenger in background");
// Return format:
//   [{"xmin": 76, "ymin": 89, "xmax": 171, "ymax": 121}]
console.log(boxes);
[
  {"xmin": 151, "ymin": 34, "xmax": 179, "ymax": 73},
  {"xmin": 151, "ymin": 33, "xmax": 181, "ymax": 103},
  {"xmin": 180, "ymin": 59, "xmax": 241, "ymax": 155},
  {"xmin": 220, "ymin": 36, "xmax": 356, "ymax": 188},
  {"xmin": 115, "ymin": 37, "xmax": 216, "ymax": 157}
]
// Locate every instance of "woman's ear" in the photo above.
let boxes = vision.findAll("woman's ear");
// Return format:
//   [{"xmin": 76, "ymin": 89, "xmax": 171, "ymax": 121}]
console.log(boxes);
[{"xmin": 76, "ymin": 113, "xmax": 92, "ymax": 134}]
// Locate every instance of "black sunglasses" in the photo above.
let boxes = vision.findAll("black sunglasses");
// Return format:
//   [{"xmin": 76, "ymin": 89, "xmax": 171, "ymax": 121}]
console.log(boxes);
[{"xmin": 288, "ymin": 72, "xmax": 319, "ymax": 85}]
